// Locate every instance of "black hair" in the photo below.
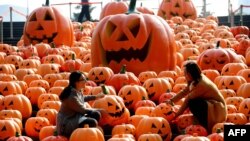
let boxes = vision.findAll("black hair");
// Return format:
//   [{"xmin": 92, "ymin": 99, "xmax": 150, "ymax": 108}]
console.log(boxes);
[
  {"xmin": 184, "ymin": 61, "xmax": 202, "ymax": 85},
  {"xmin": 59, "ymin": 71, "xmax": 86, "ymax": 100}
]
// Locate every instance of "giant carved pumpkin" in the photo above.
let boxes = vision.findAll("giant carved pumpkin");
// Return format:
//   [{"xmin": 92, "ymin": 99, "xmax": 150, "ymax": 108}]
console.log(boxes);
[
  {"xmin": 92, "ymin": 0, "xmax": 176, "ymax": 76},
  {"xmin": 158, "ymin": 0, "xmax": 197, "ymax": 20},
  {"xmin": 23, "ymin": 0, "xmax": 74, "ymax": 47}
]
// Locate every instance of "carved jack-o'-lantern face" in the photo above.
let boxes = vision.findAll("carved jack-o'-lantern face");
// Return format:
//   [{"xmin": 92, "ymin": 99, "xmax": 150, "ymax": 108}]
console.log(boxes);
[
  {"xmin": 158, "ymin": 0, "xmax": 197, "ymax": 20},
  {"xmin": 25, "ymin": 117, "xmax": 50, "ymax": 137},
  {"xmin": 2, "ymin": 94, "xmax": 32, "ymax": 119},
  {"xmin": 37, "ymin": 93, "xmax": 59, "ymax": 109},
  {"xmin": 23, "ymin": 3, "xmax": 74, "ymax": 47},
  {"xmin": 88, "ymin": 67, "xmax": 114, "ymax": 85},
  {"xmin": 197, "ymin": 47, "xmax": 240, "ymax": 72},
  {"xmin": 239, "ymin": 98, "xmax": 250, "ymax": 119},
  {"xmin": 153, "ymin": 103, "xmax": 176, "ymax": 122},
  {"xmin": 176, "ymin": 114, "xmax": 194, "ymax": 131},
  {"xmin": 143, "ymin": 78, "xmax": 172, "ymax": 102},
  {"xmin": 118, "ymin": 85, "xmax": 148, "ymax": 109},
  {"xmin": 0, "ymin": 120, "xmax": 21, "ymax": 140},
  {"xmin": 91, "ymin": 11, "xmax": 176, "ymax": 75},
  {"xmin": 92, "ymin": 95, "xmax": 130, "ymax": 127},
  {"xmin": 136, "ymin": 117, "xmax": 172, "ymax": 141}
]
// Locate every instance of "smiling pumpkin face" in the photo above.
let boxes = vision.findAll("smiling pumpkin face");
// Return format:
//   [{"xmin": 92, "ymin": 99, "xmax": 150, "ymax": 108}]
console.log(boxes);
[
  {"xmin": 92, "ymin": 95, "xmax": 130, "ymax": 127},
  {"xmin": 25, "ymin": 117, "xmax": 50, "ymax": 137},
  {"xmin": 91, "ymin": 13, "xmax": 176, "ymax": 76},
  {"xmin": 158, "ymin": 0, "xmax": 197, "ymax": 20},
  {"xmin": 23, "ymin": 3, "xmax": 74, "ymax": 47},
  {"xmin": 136, "ymin": 117, "xmax": 172, "ymax": 141}
]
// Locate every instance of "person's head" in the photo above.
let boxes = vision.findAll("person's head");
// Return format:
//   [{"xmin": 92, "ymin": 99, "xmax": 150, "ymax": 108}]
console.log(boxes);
[
  {"xmin": 183, "ymin": 61, "xmax": 202, "ymax": 84},
  {"xmin": 68, "ymin": 71, "xmax": 87, "ymax": 89},
  {"xmin": 59, "ymin": 71, "xmax": 87, "ymax": 100}
]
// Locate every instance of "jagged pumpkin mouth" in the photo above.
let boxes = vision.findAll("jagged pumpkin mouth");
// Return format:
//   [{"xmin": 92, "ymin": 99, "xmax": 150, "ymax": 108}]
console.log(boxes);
[
  {"xmin": 26, "ymin": 32, "xmax": 58, "ymax": 44},
  {"xmin": 108, "ymin": 107, "xmax": 125, "ymax": 118},
  {"xmin": 103, "ymin": 34, "xmax": 151, "ymax": 64}
]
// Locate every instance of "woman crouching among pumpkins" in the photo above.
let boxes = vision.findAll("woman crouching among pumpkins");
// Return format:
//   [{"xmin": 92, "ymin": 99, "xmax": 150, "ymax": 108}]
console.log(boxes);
[
  {"xmin": 165, "ymin": 60, "xmax": 227, "ymax": 133},
  {"xmin": 56, "ymin": 71, "xmax": 105, "ymax": 137}
]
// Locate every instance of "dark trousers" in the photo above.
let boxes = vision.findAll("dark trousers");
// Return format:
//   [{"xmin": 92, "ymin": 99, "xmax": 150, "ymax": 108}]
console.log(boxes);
[
  {"xmin": 79, "ymin": 110, "xmax": 101, "ymax": 127},
  {"xmin": 188, "ymin": 98, "xmax": 208, "ymax": 129},
  {"xmin": 78, "ymin": 5, "xmax": 91, "ymax": 22}
]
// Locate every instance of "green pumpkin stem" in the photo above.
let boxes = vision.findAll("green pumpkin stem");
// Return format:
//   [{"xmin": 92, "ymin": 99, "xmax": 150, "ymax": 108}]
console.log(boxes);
[
  {"xmin": 101, "ymin": 84, "xmax": 109, "ymax": 95},
  {"xmin": 120, "ymin": 65, "xmax": 127, "ymax": 74},
  {"xmin": 50, "ymin": 42, "xmax": 56, "ymax": 48},
  {"xmin": 216, "ymin": 128, "xmax": 222, "ymax": 133},
  {"xmin": 45, "ymin": 0, "xmax": 49, "ymax": 6},
  {"xmin": 15, "ymin": 132, "xmax": 20, "ymax": 137},
  {"xmin": 72, "ymin": 53, "xmax": 75, "ymax": 60},
  {"xmin": 53, "ymin": 130, "xmax": 58, "ymax": 136},
  {"xmin": 126, "ymin": 0, "xmax": 138, "ymax": 14}
]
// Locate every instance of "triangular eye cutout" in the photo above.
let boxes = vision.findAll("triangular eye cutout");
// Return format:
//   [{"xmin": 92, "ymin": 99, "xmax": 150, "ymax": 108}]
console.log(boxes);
[
  {"xmin": 106, "ymin": 21, "xmax": 117, "ymax": 37},
  {"xmin": 29, "ymin": 13, "xmax": 37, "ymax": 21},
  {"xmin": 152, "ymin": 123, "xmax": 157, "ymax": 128},
  {"xmin": 229, "ymin": 81, "xmax": 234, "ymax": 85},
  {"xmin": 175, "ymin": 2, "xmax": 180, "ymax": 7},
  {"xmin": 128, "ymin": 18, "xmax": 140, "ymax": 38},
  {"xmin": 1, "ymin": 126, "xmax": 7, "ymax": 131},
  {"xmin": 44, "ymin": 11, "xmax": 53, "ymax": 21}
]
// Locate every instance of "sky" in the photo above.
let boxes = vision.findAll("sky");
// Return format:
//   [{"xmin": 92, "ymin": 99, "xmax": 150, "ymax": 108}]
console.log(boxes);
[{"xmin": 0, "ymin": 0, "xmax": 250, "ymax": 21}]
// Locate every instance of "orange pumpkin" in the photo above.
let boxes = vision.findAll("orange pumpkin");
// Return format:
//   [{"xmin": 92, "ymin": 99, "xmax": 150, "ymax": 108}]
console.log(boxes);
[
  {"xmin": 1, "ymin": 94, "xmax": 32, "ymax": 119},
  {"xmin": 99, "ymin": 0, "xmax": 128, "ymax": 20},
  {"xmin": 118, "ymin": 84, "xmax": 148, "ymax": 110},
  {"xmin": 197, "ymin": 42, "xmax": 242, "ymax": 72},
  {"xmin": 112, "ymin": 124, "xmax": 136, "ymax": 136},
  {"xmin": 70, "ymin": 125, "xmax": 104, "ymax": 141},
  {"xmin": 23, "ymin": 0, "xmax": 73, "ymax": 46},
  {"xmin": 0, "ymin": 120, "xmax": 21, "ymax": 141},
  {"xmin": 92, "ymin": 0, "xmax": 176, "ymax": 76},
  {"xmin": 92, "ymin": 95, "xmax": 130, "ymax": 127},
  {"xmin": 135, "ymin": 116, "xmax": 172, "ymax": 141},
  {"xmin": 25, "ymin": 117, "xmax": 50, "ymax": 138},
  {"xmin": 158, "ymin": 0, "xmax": 197, "ymax": 20},
  {"xmin": 6, "ymin": 132, "xmax": 33, "ymax": 141}
]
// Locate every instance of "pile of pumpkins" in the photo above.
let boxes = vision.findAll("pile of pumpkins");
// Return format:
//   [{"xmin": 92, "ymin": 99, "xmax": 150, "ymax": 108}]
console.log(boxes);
[{"xmin": 0, "ymin": 0, "xmax": 250, "ymax": 140}]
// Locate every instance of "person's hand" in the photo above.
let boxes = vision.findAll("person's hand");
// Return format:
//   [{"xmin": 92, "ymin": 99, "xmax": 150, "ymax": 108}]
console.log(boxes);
[{"xmin": 96, "ymin": 93, "xmax": 105, "ymax": 99}]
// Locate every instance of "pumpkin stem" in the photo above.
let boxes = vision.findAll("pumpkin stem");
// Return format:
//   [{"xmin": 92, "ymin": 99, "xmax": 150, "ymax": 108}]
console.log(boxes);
[
  {"xmin": 101, "ymin": 84, "xmax": 109, "ymax": 95},
  {"xmin": 126, "ymin": 0, "xmax": 139, "ymax": 14},
  {"xmin": 216, "ymin": 128, "xmax": 221, "ymax": 133},
  {"xmin": 15, "ymin": 132, "xmax": 20, "ymax": 137},
  {"xmin": 71, "ymin": 53, "xmax": 75, "ymax": 60},
  {"xmin": 45, "ymin": 0, "xmax": 49, "ymax": 6},
  {"xmin": 216, "ymin": 41, "xmax": 220, "ymax": 48},
  {"xmin": 84, "ymin": 124, "xmax": 89, "ymax": 128},
  {"xmin": 120, "ymin": 65, "xmax": 127, "ymax": 74},
  {"xmin": 53, "ymin": 130, "xmax": 58, "ymax": 136},
  {"xmin": 50, "ymin": 42, "xmax": 56, "ymax": 48},
  {"xmin": 142, "ymin": 96, "xmax": 146, "ymax": 100}
]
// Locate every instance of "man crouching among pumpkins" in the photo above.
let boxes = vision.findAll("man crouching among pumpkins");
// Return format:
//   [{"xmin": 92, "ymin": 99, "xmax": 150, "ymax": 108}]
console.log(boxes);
[{"xmin": 165, "ymin": 60, "xmax": 227, "ymax": 134}]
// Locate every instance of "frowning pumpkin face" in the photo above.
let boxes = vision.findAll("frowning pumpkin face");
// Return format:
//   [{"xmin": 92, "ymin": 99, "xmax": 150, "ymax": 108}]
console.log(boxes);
[
  {"xmin": 91, "ymin": 12, "xmax": 176, "ymax": 76},
  {"xmin": 23, "ymin": 3, "xmax": 74, "ymax": 47}
]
